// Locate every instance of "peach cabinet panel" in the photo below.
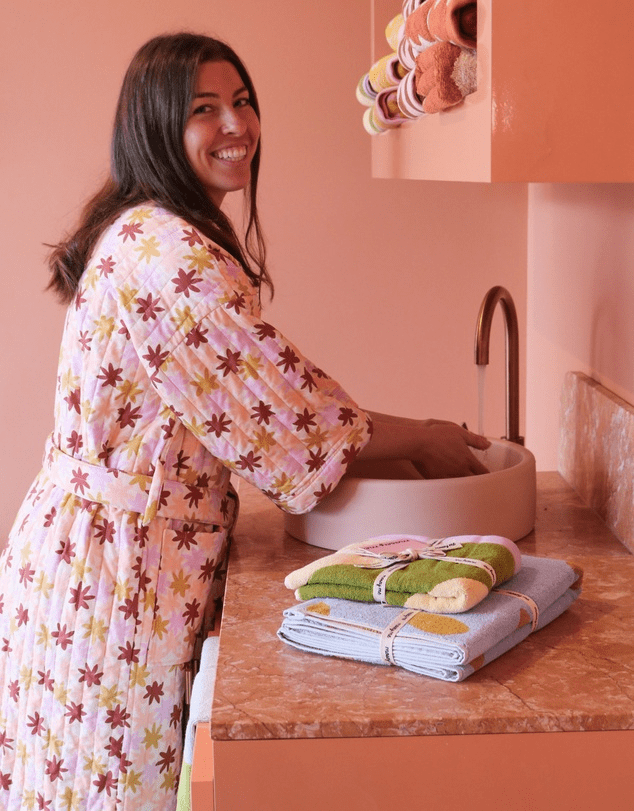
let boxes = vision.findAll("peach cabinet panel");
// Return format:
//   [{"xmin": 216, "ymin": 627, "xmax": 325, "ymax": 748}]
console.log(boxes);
[
  {"xmin": 371, "ymin": 0, "xmax": 634, "ymax": 182},
  {"xmin": 199, "ymin": 730, "xmax": 633, "ymax": 811},
  {"xmin": 191, "ymin": 723, "xmax": 215, "ymax": 810}
]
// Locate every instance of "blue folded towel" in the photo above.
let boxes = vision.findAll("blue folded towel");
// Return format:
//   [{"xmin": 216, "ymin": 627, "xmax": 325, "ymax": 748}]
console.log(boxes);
[{"xmin": 278, "ymin": 555, "xmax": 582, "ymax": 682}]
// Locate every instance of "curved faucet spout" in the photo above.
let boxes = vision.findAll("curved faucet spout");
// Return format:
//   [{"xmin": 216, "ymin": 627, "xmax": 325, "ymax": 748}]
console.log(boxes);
[{"xmin": 474, "ymin": 286, "xmax": 523, "ymax": 445}]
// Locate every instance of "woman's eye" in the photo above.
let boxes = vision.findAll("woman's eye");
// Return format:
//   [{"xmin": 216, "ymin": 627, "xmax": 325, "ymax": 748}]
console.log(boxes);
[
  {"xmin": 193, "ymin": 104, "xmax": 217, "ymax": 115},
  {"xmin": 235, "ymin": 97, "xmax": 251, "ymax": 108}
]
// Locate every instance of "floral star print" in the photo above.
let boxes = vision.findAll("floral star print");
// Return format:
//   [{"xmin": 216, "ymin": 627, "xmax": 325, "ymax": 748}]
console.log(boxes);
[{"xmin": 0, "ymin": 205, "xmax": 371, "ymax": 811}]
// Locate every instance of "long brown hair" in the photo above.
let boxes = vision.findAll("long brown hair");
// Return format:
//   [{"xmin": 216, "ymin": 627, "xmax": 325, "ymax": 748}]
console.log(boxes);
[{"xmin": 47, "ymin": 32, "xmax": 271, "ymax": 303}]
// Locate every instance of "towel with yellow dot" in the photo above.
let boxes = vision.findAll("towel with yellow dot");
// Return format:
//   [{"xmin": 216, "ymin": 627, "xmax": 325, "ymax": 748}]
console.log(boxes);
[{"xmin": 278, "ymin": 555, "xmax": 582, "ymax": 681}]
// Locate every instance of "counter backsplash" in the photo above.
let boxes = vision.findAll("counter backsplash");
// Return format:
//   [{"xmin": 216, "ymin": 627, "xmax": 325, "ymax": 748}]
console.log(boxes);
[{"xmin": 559, "ymin": 371, "xmax": 634, "ymax": 553}]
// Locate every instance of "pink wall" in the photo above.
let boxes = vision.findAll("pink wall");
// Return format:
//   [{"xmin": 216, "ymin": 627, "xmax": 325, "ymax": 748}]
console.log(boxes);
[
  {"xmin": 526, "ymin": 184, "xmax": 634, "ymax": 469},
  {"xmin": 0, "ymin": 0, "xmax": 526, "ymax": 539}
]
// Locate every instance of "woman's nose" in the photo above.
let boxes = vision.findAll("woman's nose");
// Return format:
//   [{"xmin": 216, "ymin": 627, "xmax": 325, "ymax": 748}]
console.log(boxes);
[{"xmin": 220, "ymin": 108, "xmax": 246, "ymax": 136}]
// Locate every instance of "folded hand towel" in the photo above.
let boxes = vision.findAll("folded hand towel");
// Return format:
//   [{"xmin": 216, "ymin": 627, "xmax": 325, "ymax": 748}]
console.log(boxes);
[
  {"xmin": 385, "ymin": 13, "xmax": 405, "ymax": 52},
  {"xmin": 397, "ymin": 69, "xmax": 426, "ymax": 118},
  {"xmin": 398, "ymin": 30, "xmax": 433, "ymax": 71},
  {"xmin": 285, "ymin": 533, "xmax": 522, "ymax": 613},
  {"xmin": 451, "ymin": 47, "xmax": 477, "ymax": 95},
  {"xmin": 415, "ymin": 41, "xmax": 466, "ymax": 113},
  {"xmin": 363, "ymin": 88, "xmax": 409, "ymax": 134},
  {"xmin": 368, "ymin": 52, "xmax": 407, "ymax": 93},
  {"xmin": 402, "ymin": 0, "xmax": 426, "ymax": 20},
  {"xmin": 278, "ymin": 555, "xmax": 582, "ymax": 682},
  {"xmin": 407, "ymin": 0, "xmax": 477, "ymax": 50},
  {"xmin": 399, "ymin": 0, "xmax": 434, "ymax": 72},
  {"xmin": 356, "ymin": 73, "xmax": 378, "ymax": 107}
]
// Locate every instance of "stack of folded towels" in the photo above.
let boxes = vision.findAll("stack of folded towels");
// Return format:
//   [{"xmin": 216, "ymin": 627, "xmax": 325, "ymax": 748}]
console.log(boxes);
[
  {"xmin": 357, "ymin": 0, "xmax": 479, "ymax": 134},
  {"xmin": 278, "ymin": 534, "xmax": 582, "ymax": 682}
]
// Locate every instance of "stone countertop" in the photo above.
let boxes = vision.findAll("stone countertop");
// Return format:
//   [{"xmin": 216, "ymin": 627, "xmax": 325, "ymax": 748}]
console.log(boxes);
[{"xmin": 210, "ymin": 473, "xmax": 634, "ymax": 741}]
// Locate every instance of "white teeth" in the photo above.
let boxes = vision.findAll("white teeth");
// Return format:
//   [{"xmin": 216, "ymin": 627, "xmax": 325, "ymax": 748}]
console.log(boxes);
[{"xmin": 213, "ymin": 146, "xmax": 247, "ymax": 161}]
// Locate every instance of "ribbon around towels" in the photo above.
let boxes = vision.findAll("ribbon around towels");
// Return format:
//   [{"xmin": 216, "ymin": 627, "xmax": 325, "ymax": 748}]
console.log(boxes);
[
  {"xmin": 379, "ymin": 588, "xmax": 540, "ymax": 666},
  {"xmin": 349, "ymin": 538, "xmax": 499, "ymax": 604},
  {"xmin": 352, "ymin": 537, "xmax": 465, "ymax": 569}
]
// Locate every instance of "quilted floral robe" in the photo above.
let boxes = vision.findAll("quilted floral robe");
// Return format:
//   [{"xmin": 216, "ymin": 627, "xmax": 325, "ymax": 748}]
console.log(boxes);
[{"xmin": 0, "ymin": 204, "xmax": 372, "ymax": 810}]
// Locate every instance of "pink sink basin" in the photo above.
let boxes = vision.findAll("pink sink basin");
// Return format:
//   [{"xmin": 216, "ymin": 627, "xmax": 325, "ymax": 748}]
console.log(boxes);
[{"xmin": 284, "ymin": 439, "xmax": 537, "ymax": 550}]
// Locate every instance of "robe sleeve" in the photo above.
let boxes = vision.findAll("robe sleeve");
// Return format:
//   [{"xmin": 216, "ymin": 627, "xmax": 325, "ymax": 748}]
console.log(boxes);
[{"xmin": 112, "ymin": 208, "xmax": 373, "ymax": 514}]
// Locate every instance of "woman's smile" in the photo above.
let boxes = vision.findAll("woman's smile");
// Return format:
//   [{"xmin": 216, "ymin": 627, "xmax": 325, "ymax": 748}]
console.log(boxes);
[{"xmin": 212, "ymin": 145, "xmax": 248, "ymax": 161}]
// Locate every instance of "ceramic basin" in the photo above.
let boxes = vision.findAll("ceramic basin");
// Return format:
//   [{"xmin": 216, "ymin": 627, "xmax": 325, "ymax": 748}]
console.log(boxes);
[{"xmin": 284, "ymin": 439, "xmax": 537, "ymax": 550}]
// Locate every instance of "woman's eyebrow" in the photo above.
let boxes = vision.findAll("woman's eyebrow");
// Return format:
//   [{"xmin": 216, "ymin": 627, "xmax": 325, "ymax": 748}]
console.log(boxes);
[{"xmin": 193, "ymin": 85, "xmax": 248, "ymax": 99}]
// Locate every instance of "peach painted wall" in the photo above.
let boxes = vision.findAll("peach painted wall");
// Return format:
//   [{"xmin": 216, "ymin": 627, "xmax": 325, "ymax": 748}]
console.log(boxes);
[
  {"xmin": 0, "ymin": 0, "xmax": 526, "ymax": 539},
  {"xmin": 525, "ymin": 184, "xmax": 634, "ymax": 469}
]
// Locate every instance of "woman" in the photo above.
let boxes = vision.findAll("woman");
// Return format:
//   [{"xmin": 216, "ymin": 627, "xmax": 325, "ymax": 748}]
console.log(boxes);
[{"xmin": 0, "ymin": 33, "xmax": 488, "ymax": 810}]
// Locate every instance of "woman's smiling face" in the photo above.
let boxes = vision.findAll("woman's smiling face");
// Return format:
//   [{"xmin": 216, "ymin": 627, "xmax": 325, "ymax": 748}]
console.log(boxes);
[{"xmin": 184, "ymin": 60, "xmax": 260, "ymax": 208}]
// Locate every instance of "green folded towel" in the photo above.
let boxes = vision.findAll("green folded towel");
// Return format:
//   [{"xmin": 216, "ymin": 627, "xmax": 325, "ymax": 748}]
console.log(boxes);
[{"xmin": 285, "ymin": 534, "xmax": 522, "ymax": 614}]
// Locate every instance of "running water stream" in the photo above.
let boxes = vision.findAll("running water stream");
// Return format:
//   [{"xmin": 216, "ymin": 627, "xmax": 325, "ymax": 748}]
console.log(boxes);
[{"xmin": 477, "ymin": 364, "xmax": 486, "ymax": 437}]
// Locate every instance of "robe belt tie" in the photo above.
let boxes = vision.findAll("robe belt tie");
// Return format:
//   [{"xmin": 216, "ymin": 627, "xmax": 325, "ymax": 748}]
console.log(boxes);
[
  {"xmin": 43, "ymin": 434, "xmax": 233, "ymax": 527},
  {"xmin": 352, "ymin": 539, "xmax": 498, "ymax": 605}
]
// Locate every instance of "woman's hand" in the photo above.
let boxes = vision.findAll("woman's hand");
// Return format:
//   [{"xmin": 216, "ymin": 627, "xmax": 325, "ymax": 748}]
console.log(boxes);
[
  {"xmin": 358, "ymin": 411, "xmax": 490, "ymax": 479},
  {"xmin": 410, "ymin": 419, "xmax": 490, "ymax": 478}
]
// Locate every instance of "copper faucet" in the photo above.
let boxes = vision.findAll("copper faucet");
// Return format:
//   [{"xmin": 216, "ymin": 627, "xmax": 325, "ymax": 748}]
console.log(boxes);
[{"xmin": 474, "ymin": 286, "xmax": 524, "ymax": 445}]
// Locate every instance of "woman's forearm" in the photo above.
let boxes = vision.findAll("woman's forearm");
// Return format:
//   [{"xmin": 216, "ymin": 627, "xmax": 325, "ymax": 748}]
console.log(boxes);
[{"xmin": 360, "ymin": 410, "xmax": 428, "ymax": 459}]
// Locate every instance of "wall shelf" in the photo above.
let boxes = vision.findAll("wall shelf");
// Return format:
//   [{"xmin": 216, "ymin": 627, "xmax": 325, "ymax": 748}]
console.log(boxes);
[{"xmin": 371, "ymin": 0, "xmax": 634, "ymax": 182}]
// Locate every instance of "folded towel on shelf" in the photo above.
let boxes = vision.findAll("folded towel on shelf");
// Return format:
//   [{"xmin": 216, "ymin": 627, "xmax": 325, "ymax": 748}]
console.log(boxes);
[
  {"xmin": 385, "ymin": 12, "xmax": 405, "ymax": 52},
  {"xmin": 402, "ymin": 0, "xmax": 426, "ymax": 20},
  {"xmin": 398, "ymin": 0, "xmax": 434, "ymax": 72},
  {"xmin": 415, "ymin": 41, "xmax": 476, "ymax": 114},
  {"xmin": 451, "ymin": 47, "xmax": 477, "ymax": 95},
  {"xmin": 285, "ymin": 534, "xmax": 522, "ymax": 614},
  {"xmin": 363, "ymin": 88, "xmax": 409, "ymax": 134},
  {"xmin": 397, "ymin": 69, "xmax": 426, "ymax": 118},
  {"xmin": 278, "ymin": 555, "xmax": 583, "ymax": 682},
  {"xmin": 398, "ymin": 30, "xmax": 433, "ymax": 71},
  {"xmin": 356, "ymin": 0, "xmax": 479, "ymax": 134},
  {"xmin": 368, "ymin": 52, "xmax": 407, "ymax": 93},
  {"xmin": 407, "ymin": 0, "xmax": 477, "ymax": 50},
  {"xmin": 356, "ymin": 73, "xmax": 379, "ymax": 107},
  {"xmin": 357, "ymin": 52, "xmax": 409, "ymax": 132}
]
